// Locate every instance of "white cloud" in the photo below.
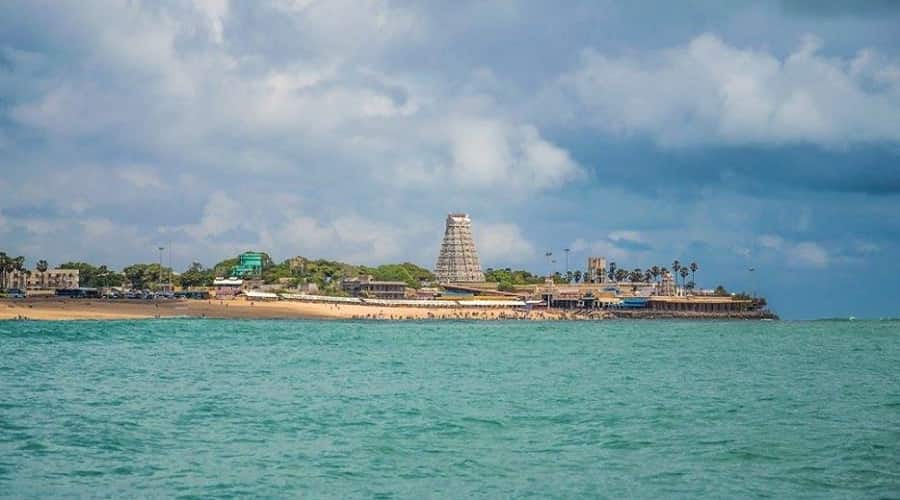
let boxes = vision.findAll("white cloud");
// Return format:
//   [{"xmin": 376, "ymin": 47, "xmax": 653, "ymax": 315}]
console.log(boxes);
[
  {"xmin": 608, "ymin": 230, "xmax": 645, "ymax": 244},
  {"xmin": 190, "ymin": 191, "xmax": 245, "ymax": 239},
  {"xmin": 424, "ymin": 117, "xmax": 583, "ymax": 194},
  {"xmin": 758, "ymin": 235, "xmax": 829, "ymax": 268},
  {"xmin": 118, "ymin": 168, "xmax": 166, "ymax": 190},
  {"xmin": 192, "ymin": 0, "xmax": 229, "ymax": 44},
  {"xmin": 758, "ymin": 234, "xmax": 784, "ymax": 250},
  {"xmin": 555, "ymin": 33, "xmax": 900, "ymax": 146},
  {"xmin": 787, "ymin": 242, "xmax": 829, "ymax": 268},
  {"xmin": 568, "ymin": 236, "xmax": 636, "ymax": 263},
  {"xmin": 474, "ymin": 222, "xmax": 536, "ymax": 265}
]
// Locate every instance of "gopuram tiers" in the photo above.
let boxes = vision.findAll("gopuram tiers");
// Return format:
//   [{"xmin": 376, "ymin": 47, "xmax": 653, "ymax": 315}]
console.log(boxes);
[{"xmin": 434, "ymin": 213, "xmax": 485, "ymax": 283}]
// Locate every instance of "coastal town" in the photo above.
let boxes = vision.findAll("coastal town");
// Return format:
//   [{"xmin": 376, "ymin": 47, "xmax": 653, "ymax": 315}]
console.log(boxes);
[{"xmin": 0, "ymin": 213, "xmax": 774, "ymax": 321}]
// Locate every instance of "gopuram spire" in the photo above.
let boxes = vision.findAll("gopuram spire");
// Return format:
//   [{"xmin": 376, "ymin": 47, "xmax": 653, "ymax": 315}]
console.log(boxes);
[{"xmin": 434, "ymin": 213, "xmax": 485, "ymax": 283}]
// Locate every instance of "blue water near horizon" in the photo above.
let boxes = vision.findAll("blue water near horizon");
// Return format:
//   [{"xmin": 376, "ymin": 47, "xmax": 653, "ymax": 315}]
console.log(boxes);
[{"xmin": 2, "ymin": 319, "xmax": 899, "ymax": 498}]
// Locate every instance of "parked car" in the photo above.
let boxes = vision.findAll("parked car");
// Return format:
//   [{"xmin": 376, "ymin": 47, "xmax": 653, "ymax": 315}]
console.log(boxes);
[
  {"xmin": 55, "ymin": 288, "xmax": 100, "ymax": 299},
  {"xmin": 7, "ymin": 288, "xmax": 26, "ymax": 299}
]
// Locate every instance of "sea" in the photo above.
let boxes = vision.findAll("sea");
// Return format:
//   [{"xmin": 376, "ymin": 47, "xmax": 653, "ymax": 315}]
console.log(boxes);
[{"xmin": 1, "ymin": 319, "xmax": 899, "ymax": 498}]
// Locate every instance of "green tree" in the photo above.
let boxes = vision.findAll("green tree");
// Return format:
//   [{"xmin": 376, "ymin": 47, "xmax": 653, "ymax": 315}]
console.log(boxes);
[
  {"xmin": 484, "ymin": 268, "xmax": 545, "ymax": 285},
  {"xmin": 179, "ymin": 262, "xmax": 214, "ymax": 288},
  {"xmin": 36, "ymin": 260, "xmax": 49, "ymax": 273},
  {"xmin": 690, "ymin": 262, "xmax": 699, "ymax": 287},
  {"xmin": 369, "ymin": 262, "xmax": 435, "ymax": 288},
  {"xmin": 679, "ymin": 267, "xmax": 690, "ymax": 289},
  {"xmin": 212, "ymin": 257, "xmax": 240, "ymax": 278},
  {"xmin": 123, "ymin": 263, "xmax": 171, "ymax": 290},
  {"xmin": 573, "ymin": 270, "xmax": 583, "ymax": 283},
  {"xmin": 58, "ymin": 262, "xmax": 124, "ymax": 288}
]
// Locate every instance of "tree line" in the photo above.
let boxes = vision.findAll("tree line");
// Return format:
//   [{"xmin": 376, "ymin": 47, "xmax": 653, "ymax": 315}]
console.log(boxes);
[
  {"xmin": 605, "ymin": 260, "xmax": 700, "ymax": 290},
  {"xmin": 0, "ymin": 250, "xmax": 437, "ymax": 291}
]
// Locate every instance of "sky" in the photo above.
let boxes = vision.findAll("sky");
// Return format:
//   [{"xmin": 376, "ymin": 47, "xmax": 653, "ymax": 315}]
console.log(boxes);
[{"xmin": 1, "ymin": 0, "xmax": 899, "ymax": 319}]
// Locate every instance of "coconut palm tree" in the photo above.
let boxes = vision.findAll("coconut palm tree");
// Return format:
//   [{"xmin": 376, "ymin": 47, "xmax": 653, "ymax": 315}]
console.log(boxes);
[
  {"xmin": 1, "ymin": 255, "xmax": 25, "ymax": 290},
  {"xmin": 37, "ymin": 260, "xmax": 49, "ymax": 273},
  {"xmin": 690, "ymin": 262, "xmax": 698, "ymax": 287},
  {"xmin": 650, "ymin": 265, "xmax": 661, "ymax": 284},
  {"xmin": 608, "ymin": 262, "xmax": 617, "ymax": 282},
  {"xmin": 0, "ymin": 252, "xmax": 7, "ymax": 289},
  {"xmin": 679, "ymin": 267, "xmax": 690, "ymax": 291},
  {"xmin": 614, "ymin": 268, "xmax": 628, "ymax": 283},
  {"xmin": 13, "ymin": 256, "xmax": 25, "ymax": 288}
]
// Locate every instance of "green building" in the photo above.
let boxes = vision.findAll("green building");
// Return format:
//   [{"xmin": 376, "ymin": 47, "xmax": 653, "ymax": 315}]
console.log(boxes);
[{"xmin": 230, "ymin": 252, "xmax": 264, "ymax": 278}]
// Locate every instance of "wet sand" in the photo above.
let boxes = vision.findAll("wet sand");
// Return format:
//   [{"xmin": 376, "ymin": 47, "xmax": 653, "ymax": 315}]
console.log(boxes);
[{"xmin": 0, "ymin": 297, "xmax": 575, "ymax": 321}]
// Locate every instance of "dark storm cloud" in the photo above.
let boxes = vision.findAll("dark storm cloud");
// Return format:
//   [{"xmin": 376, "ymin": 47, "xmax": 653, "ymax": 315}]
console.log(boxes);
[{"xmin": 780, "ymin": 0, "xmax": 900, "ymax": 17}]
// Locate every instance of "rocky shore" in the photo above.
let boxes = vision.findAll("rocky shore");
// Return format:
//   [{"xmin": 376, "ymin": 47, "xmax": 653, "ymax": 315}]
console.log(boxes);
[{"xmin": 607, "ymin": 309, "xmax": 779, "ymax": 320}]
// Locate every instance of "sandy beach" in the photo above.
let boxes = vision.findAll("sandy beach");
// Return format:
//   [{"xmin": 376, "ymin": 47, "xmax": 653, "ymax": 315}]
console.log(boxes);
[{"xmin": 0, "ymin": 297, "xmax": 581, "ymax": 321}]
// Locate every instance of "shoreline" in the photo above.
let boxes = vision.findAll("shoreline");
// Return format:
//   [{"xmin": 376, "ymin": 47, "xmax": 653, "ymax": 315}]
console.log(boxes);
[
  {"xmin": 0, "ymin": 297, "xmax": 776, "ymax": 322},
  {"xmin": 0, "ymin": 297, "xmax": 577, "ymax": 322}
]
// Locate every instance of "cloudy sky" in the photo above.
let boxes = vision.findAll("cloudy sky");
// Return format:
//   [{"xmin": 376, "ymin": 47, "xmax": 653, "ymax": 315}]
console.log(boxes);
[{"xmin": 2, "ymin": 0, "xmax": 899, "ymax": 318}]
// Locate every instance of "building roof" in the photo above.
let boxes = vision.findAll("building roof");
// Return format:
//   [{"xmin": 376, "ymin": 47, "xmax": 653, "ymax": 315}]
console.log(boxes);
[{"xmin": 648, "ymin": 296, "xmax": 752, "ymax": 304}]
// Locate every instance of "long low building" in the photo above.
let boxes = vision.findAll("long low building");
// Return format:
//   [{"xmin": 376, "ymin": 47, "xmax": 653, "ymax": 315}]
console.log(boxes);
[
  {"xmin": 278, "ymin": 293, "xmax": 525, "ymax": 308},
  {"xmin": 3, "ymin": 269, "xmax": 80, "ymax": 291},
  {"xmin": 340, "ymin": 276, "xmax": 407, "ymax": 300},
  {"xmin": 647, "ymin": 296, "xmax": 755, "ymax": 312}
]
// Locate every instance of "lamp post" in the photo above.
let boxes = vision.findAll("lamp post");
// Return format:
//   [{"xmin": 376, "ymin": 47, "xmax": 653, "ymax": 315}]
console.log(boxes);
[
  {"xmin": 564, "ymin": 248, "xmax": 570, "ymax": 283},
  {"xmin": 158, "ymin": 246, "xmax": 165, "ymax": 293}
]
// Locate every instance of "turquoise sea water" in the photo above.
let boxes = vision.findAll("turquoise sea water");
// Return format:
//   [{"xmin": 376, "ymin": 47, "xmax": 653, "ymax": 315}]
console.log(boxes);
[{"xmin": 1, "ymin": 319, "xmax": 899, "ymax": 498}]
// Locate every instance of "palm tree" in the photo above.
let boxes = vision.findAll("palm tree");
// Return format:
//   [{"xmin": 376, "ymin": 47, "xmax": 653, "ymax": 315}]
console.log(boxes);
[
  {"xmin": 0, "ymin": 252, "xmax": 7, "ymax": 289},
  {"xmin": 650, "ymin": 265, "xmax": 661, "ymax": 284},
  {"xmin": 1, "ymin": 255, "xmax": 25, "ymax": 290},
  {"xmin": 608, "ymin": 262, "xmax": 617, "ymax": 282},
  {"xmin": 614, "ymin": 268, "xmax": 628, "ymax": 283},
  {"xmin": 679, "ymin": 267, "xmax": 690, "ymax": 291},
  {"xmin": 629, "ymin": 268, "xmax": 642, "ymax": 282},
  {"xmin": 37, "ymin": 260, "xmax": 49, "ymax": 273},
  {"xmin": 573, "ymin": 270, "xmax": 582, "ymax": 283},
  {"xmin": 13, "ymin": 256, "xmax": 25, "ymax": 288},
  {"xmin": 690, "ymin": 262, "xmax": 698, "ymax": 287}
]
